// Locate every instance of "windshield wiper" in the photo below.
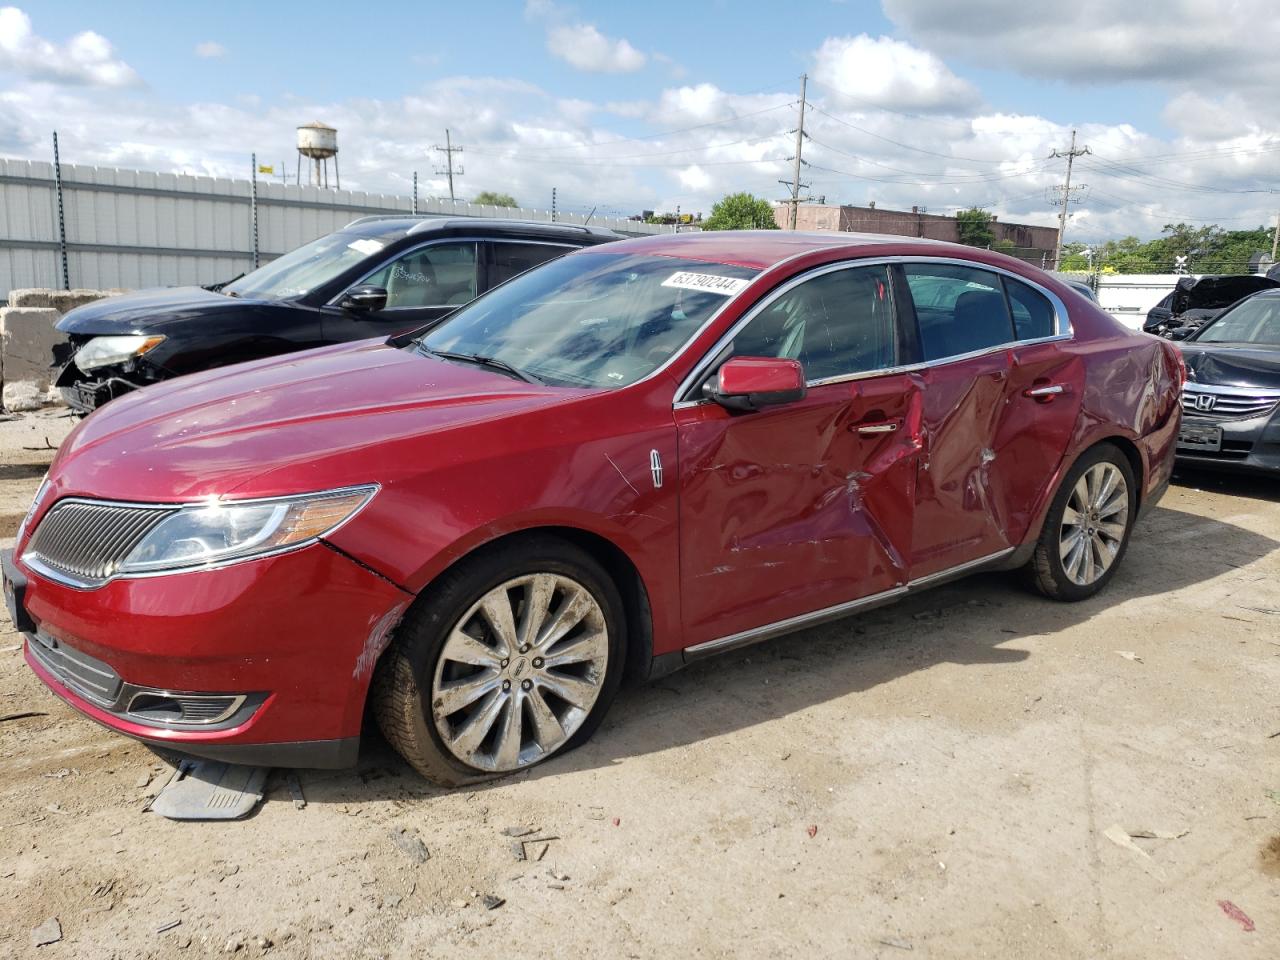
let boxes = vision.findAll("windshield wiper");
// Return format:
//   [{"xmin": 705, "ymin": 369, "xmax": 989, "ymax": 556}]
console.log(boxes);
[{"xmin": 422, "ymin": 347, "xmax": 542, "ymax": 384}]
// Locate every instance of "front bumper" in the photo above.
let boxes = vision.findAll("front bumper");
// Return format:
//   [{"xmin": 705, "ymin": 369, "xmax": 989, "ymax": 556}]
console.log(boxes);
[
  {"xmin": 6, "ymin": 543, "xmax": 412, "ymax": 768},
  {"xmin": 1176, "ymin": 410, "xmax": 1280, "ymax": 475}
]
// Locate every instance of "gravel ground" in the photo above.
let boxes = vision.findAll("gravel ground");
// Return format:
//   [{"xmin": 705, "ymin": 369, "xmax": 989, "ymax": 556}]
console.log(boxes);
[{"xmin": 1, "ymin": 409, "xmax": 1277, "ymax": 959}]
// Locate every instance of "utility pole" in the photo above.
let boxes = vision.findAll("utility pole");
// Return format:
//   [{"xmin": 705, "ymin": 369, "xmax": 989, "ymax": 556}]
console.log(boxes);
[
  {"xmin": 434, "ymin": 129, "xmax": 463, "ymax": 203},
  {"xmin": 777, "ymin": 74, "xmax": 810, "ymax": 230},
  {"xmin": 1049, "ymin": 129, "xmax": 1090, "ymax": 269},
  {"xmin": 1271, "ymin": 208, "xmax": 1279, "ymax": 262}
]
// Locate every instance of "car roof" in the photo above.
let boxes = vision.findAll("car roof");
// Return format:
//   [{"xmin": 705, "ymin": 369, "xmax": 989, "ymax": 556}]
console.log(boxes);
[
  {"xmin": 596, "ymin": 230, "xmax": 987, "ymax": 270},
  {"xmin": 341, "ymin": 215, "xmax": 620, "ymax": 243}
]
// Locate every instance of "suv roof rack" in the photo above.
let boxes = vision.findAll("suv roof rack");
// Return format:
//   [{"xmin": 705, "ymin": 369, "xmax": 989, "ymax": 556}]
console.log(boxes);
[
  {"xmin": 405, "ymin": 217, "xmax": 618, "ymax": 239},
  {"xmin": 342, "ymin": 214, "xmax": 422, "ymax": 229}
]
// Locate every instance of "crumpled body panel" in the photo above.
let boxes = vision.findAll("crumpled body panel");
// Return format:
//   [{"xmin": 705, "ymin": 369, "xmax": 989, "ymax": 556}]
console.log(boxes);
[{"xmin": 676, "ymin": 375, "xmax": 920, "ymax": 646}]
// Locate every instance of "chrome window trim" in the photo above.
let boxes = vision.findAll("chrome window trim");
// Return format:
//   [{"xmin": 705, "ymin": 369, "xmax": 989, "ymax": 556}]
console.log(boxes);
[
  {"xmin": 20, "ymin": 484, "xmax": 378, "ymax": 591},
  {"xmin": 673, "ymin": 255, "xmax": 1074, "ymax": 406},
  {"xmin": 329, "ymin": 237, "xmax": 575, "ymax": 313},
  {"xmin": 685, "ymin": 546, "xmax": 1016, "ymax": 658}
]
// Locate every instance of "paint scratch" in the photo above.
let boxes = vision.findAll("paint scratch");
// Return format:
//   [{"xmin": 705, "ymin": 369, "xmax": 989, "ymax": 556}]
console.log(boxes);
[
  {"xmin": 605, "ymin": 453, "xmax": 641, "ymax": 496},
  {"xmin": 353, "ymin": 602, "xmax": 410, "ymax": 680}
]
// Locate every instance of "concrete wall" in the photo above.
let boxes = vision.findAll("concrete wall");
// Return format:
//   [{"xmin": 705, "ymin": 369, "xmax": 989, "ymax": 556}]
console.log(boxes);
[{"xmin": 0, "ymin": 157, "xmax": 686, "ymax": 299}]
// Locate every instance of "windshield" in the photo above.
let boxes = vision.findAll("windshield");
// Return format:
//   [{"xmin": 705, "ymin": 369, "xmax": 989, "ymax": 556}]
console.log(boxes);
[
  {"xmin": 224, "ymin": 231, "xmax": 394, "ymax": 301},
  {"xmin": 419, "ymin": 252, "xmax": 759, "ymax": 388},
  {"xmin": 1194, "ymin": 295, "xmax": 1280, "ymax": 345}
]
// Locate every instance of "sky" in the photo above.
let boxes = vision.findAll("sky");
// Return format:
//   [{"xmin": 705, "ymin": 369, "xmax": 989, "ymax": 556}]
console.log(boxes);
[{"xmin": 1, "ymin": 0, "xmax": 1278, "ymax": 244}]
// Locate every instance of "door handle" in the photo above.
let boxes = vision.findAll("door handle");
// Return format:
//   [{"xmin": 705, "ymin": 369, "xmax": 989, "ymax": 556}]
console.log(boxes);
[
  {"xmin": 1023, "ymin": 384, "xmax": 1065, "ymax": 399},
  {"xmin": 855, "ymin": 421, "xmax": 899, "ymax": 435}
]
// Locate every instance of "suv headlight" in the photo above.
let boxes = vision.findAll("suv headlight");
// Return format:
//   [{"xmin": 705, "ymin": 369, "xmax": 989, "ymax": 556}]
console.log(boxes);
[
  {"xmin": 118, "ymin": 485, "xmax": 377, "ymax": 574},
  {"xmin": 75, "ymin": 335, "xmax": 165, "ymax": 372}
]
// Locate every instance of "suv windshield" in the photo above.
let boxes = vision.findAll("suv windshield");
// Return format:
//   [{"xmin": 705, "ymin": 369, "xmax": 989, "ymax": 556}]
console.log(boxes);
[
  {"xmin": 225, "ymin": 231, "xmax": 399, "ymax": 301},
  {"xmin": 419, "ymin": 252, "xmax": 759, "ymax": 388},
  {"xmin": 1194, "ymin": 295, "xmax": 1280, "ymax": 345}
]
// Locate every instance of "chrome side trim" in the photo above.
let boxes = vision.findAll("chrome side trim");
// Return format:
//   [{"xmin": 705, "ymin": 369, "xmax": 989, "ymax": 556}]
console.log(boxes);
[
  {"xmin": 906, "ymin": 547, "xmax": 1016, "ymax": 590},
  {"xmin": 684, "ymin": 586, "xmax": 908, "ymax": 659},
  {"xmin": 683, "ymin": 546, "xmax": 1017, "ymax": 660}
]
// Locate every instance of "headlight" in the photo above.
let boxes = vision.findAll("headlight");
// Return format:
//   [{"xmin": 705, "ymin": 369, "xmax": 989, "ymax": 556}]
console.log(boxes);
[
  {"xmin": 75, "ymin": 335, "xmax": 165, "ymax": 372},
  {"xmin": 118, "ymin": 485, "xmax": 377, "ymax": 574},
  {"xmin": 17, "ymin": 473, "xmax": 50, "ymax": 542}
]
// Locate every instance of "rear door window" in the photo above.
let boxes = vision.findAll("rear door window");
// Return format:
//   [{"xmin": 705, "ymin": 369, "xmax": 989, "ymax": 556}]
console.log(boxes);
[
  {"xmin": 903, "ymin": 263, "xmax": 1015, "ymax": 362},
  {"xmin": 1003, "ymin": 276, "xmax": 1057, "ymax": 340},
  {"xmin": 487, "ymin": 242, "xmax": 574, "ymax": 289}
]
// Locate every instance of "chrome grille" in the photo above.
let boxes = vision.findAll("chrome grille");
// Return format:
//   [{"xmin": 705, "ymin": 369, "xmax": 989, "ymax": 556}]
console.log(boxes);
[
  {"xmin": 25, "ymin": 500, "xmax": 176, "ymax": 585},
  {"xmin": 1181, "ymin": 387, "xmax": 1280, "ymax": 421},
  {"xmin": 27, "ymin": 629, "xmax": 122, "ymax": 707}
]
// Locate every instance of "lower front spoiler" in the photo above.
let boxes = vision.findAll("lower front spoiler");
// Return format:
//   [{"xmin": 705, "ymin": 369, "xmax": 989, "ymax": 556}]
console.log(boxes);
[{"xmin": 23, "ymin": 639, "xmax": 361, "ymax": 769}]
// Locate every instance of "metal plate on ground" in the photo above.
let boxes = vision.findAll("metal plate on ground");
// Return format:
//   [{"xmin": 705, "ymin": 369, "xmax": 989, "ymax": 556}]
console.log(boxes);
[
  {"xmin": 149, "ymin": 759, "xmax": 269, "ymax": 821},
  {"xmin": 1177, "ymin": 422, "xmax": 1222, "ymax": 453}
]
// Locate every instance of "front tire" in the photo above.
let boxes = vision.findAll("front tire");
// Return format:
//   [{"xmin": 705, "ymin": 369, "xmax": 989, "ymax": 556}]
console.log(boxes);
[
  {"xmin": 1025, "ymin": 443, "xmax": 1137, "ymax": 601},
  {"xmin": 372, "ymin": 536, "xmax": 625, "ymax": 787}
]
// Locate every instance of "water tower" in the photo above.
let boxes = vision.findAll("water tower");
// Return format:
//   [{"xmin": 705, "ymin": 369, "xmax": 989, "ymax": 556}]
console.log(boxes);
[{"xmin": 296, "ymin": 121, "xmax": 339, "ymax": 188}]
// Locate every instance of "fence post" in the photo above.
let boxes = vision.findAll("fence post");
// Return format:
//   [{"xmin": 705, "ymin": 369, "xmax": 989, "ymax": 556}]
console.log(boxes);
[
  {"xmin": 250, "ymin": 153, "xmax": 260, "ymax": 270},
  {"xmin": 51, "ymin": 131, "xmax": 70, "ymax": 290}
]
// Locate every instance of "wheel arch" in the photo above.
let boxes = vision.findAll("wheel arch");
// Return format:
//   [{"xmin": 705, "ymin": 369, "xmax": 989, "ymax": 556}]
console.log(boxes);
[{"xmin": 387, "ymin": 525, "xmax": 657, "ymax": 685}]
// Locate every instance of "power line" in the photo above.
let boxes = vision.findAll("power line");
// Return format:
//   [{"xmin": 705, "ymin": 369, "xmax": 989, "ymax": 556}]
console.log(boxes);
[
  {"xmin": 777, "ymin": 74, "xmax": 811, "ymax": 229},
  {"xmin": 1049, "ymin": 129, "xmax": 1090, "ymax": 269},
  {"xmin": 433, "ymin": 129, "xmax": 463, "ymax": 202}
]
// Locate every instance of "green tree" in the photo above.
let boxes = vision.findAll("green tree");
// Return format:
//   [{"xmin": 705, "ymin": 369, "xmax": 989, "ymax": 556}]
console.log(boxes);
[
  {"xmin": 955, "ymin": 207, "xmax": 994, "ymax": 247},
  {"xmin": 473, "ymin": 191, "xmax": 517, "ymax": 208},
  {"xmin": 703, "ymin": 192, "xmax": 779, "ymax": 230}
]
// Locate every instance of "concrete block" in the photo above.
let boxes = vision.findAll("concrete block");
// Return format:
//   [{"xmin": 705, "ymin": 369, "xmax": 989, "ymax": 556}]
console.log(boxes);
[
  {"xmin": 8, "ymin": 287, "xmax": 125, "ymax": 311},
  {"xmin": 3, "ymin": 380, "xmax": 46, "ymax": 411},
  {"xmin": 1, "ymin": 307, "xmax": 63, "ymax": 390}
]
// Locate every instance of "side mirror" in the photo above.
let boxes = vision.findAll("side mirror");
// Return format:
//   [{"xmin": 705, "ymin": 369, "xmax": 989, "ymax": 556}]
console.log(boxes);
[
  {"xmin": 705, "ymin": 356, "xmax": 806, "ymax": 412},
  {"xmin": 340, "ymin": 284, "xmax": 388, "ymax": 312},
  {"xmin": 1167, "ymin": 327, "xmax": 1193, "ymax": 341}
]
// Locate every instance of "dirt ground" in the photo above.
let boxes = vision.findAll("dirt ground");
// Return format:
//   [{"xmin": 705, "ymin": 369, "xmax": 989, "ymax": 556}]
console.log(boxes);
[{"xmin": 1, "ymin": 407, "xmax": 1277, "ymax": 959}]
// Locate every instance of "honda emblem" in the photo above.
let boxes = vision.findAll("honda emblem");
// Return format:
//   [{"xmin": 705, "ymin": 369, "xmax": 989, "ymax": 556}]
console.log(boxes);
[{"xmin": 1193, "ymin": 394, "xmax": 1216, "ymax": 412}]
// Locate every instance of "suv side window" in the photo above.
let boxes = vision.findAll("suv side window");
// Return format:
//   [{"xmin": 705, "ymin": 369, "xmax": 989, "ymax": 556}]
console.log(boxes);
[
  {"xmin": 361, "ymin": 241, "xmax": 478, "ymax": 309},
  {"xmin": 1004, "ymin": 276, "xmax": 1057, "ymax": 340},
  {"xmin": 488, "ymin": 242, "xmax": 572, "ymax": 289},
  {"xmin": 722, "ymin": 264, "xmax": 896, "ymax": 383},
  {"xmin": 903, "ymin": 263, "xmax": 1015, "ymax": 361}
]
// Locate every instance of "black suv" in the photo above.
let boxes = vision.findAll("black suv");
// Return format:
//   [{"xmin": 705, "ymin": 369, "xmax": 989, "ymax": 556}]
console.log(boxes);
[{"xmin": 53, "ymin": 217, "xmax": 620, "ymax": 412}]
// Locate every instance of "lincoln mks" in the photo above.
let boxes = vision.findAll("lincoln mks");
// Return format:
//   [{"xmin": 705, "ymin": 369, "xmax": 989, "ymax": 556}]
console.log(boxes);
[{"xmin": 4, "ymin": 231, "xmax": 1183, "ymax": 785}]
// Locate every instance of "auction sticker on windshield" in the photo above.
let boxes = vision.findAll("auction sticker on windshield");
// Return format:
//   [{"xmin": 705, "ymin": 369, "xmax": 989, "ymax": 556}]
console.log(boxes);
[
  {"xmin": 347, "ymin": 238, "xmax": 385, "ymax": 256},
  {"xmin": 661, "ymin": 272, "xmax": 751, "ymax": 296}
]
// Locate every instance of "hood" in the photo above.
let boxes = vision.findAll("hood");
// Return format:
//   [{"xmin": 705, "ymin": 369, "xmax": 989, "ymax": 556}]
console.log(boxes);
[
  {"xmin": 1172, "ymin": 275, "xmax": 1280, "ymax": 314},
  {"xmin": 56, "ymin": 286, "xmax": 266, "ymax": 334},
  {"xmin": 47, "ymin": 339, "xmax": 579, "ymax": 502},
  {"xmin": 1179, "ymin": 341, "xmax": 1280, "ymax": 389}
]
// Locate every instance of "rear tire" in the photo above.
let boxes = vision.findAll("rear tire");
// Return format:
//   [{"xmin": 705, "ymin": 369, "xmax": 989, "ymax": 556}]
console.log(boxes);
[
  {"xmin": 372, "ymin": 536, "xmax": 625, "ymax": 787},
  {"xmin": 1024, "ymin": 443, "xmax": 1137, "ymax": 602}
]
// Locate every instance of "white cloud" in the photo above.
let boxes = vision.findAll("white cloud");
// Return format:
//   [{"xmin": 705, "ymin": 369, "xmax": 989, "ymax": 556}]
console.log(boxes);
[
  {"xmin": 546, "ymin": 23, "xmax": 645, "ymax": 73},
  {"xmin": 194, "ymin": 41, "xmax": 226, "ymax": 59},
  {"xmin": 812, "ymin": 34, "xmax": 980, "ymax": 112},
  {"xmin": 0, "ymin": 6, "xmax": 140, "ymax": 87},
  {"xmin": 882, "ymin": 0, "xmax": 1278, "ymax": 86}
]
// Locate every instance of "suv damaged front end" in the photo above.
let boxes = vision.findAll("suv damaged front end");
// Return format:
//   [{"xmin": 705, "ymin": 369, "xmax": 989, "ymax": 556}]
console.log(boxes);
[{"xmin": 52, "ymin": 334, "xmax": 168, "ymax": 414}]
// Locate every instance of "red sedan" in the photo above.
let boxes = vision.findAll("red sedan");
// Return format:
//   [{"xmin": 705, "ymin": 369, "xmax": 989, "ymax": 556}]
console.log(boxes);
[{"xmin": 3, "ymin": 231, "xmax": 1183, "ymax": 785}]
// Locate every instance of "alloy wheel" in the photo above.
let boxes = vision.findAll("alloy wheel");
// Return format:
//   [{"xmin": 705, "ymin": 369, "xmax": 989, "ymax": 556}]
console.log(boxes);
[
  {"xmin": 430, "ymin": 573, "xmax": 609, "ymax": 772},
  {"xmin": 1058, "ymin": 462, "xmax": 1129, "ymax": 586}
]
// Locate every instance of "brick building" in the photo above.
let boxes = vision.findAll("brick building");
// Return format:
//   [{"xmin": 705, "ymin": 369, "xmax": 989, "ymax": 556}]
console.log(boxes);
[{"xmin": 774, "ymin": 203, "xmax": 1059, "ymax": 261}]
